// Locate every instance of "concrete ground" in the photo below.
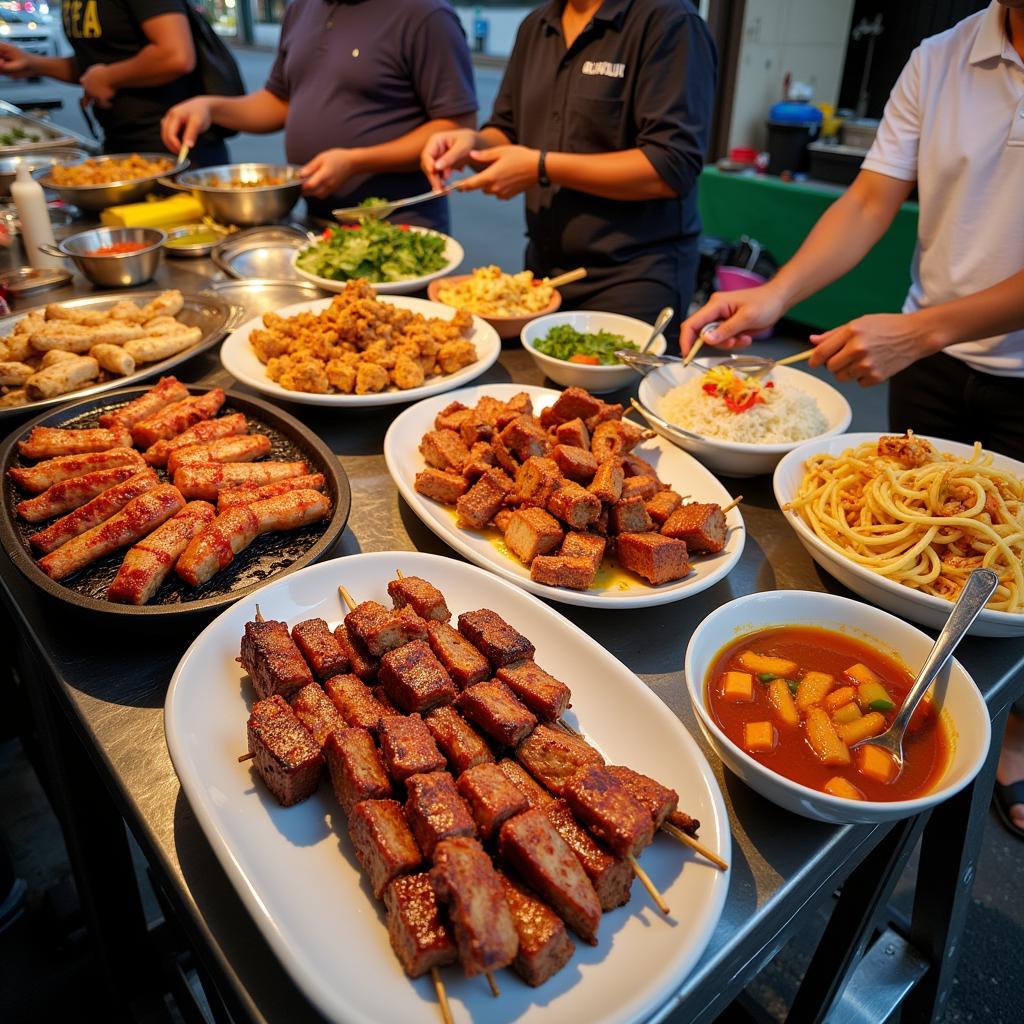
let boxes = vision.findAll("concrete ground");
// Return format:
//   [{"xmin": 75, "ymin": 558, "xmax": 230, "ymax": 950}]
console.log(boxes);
[{"xmin": 1, "ymin": 46, "xmax": 1022, "ymax": 1024}]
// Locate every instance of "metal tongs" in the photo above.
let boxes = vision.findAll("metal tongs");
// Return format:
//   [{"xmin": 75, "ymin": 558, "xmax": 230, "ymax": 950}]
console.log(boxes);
[
  {"xmin": 616, "ymin": 349, "xmax": 778, "ymax": 377},
  {"xmin": 332, "ymin": 181, "xmax": 463, "ymax": 223}
]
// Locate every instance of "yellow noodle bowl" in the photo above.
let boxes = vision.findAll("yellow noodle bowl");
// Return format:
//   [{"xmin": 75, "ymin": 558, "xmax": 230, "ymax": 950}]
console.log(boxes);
[{"xmin": 784, "ymin": 434, "xmax": 1024, "ymax": 613}]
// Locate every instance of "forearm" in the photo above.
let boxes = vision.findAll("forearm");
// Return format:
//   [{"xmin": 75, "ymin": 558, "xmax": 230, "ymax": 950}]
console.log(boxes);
[
  {"xmin": 544, "ymin": 149, "xmax": 675, "ymax": 201},
  {"xmin": 105, "ymin": 46, "xmax": 193, "ymax": 90},
  {"xmin": 208, "ymin": 90, "xmax": 289, "ymax": 134},
  {"xmin": 770, "ymin": 171, "xmax": 913, "ymax": 308},
  {"xmin": 351, "ymin": 115, "xmax": 476, "ymax": 175},
  {"xmin": 26, "ymin": 55, "xmax": 78, "ymax": 83},
  {"xmin": 915, "ymin": 270, "xmax": 1024, "ymax": 350}
]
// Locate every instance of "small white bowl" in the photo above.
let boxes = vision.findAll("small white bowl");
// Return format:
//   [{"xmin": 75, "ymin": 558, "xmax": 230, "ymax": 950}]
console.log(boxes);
[
  {"xmin": 636, "ymin": 359, "xmax": 851, "ymax": 477},
  {"xmin": 683, "ymin": 590, "xmax": 991, "ymax": 824},
  {"xmin": 521, "ymin": 310, "xmax": 665, "ymax": 394}
]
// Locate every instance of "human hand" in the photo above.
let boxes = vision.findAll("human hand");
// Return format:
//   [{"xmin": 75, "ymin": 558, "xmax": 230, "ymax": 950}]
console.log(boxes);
[
  {"xmin": 80, "ymin": 64, "xmax": 116, "ymax": 108},
  {"xmin": 0, "ymin": 42, "xmax": 34, "ymax": 79},
  {"xmin": 808, "ymin": 312, "xmax": 938, "ymax": 386},
  {"xmin": 160, "ymin": 97, "xmax": 213, "ymax": 152},
  {"xmin": 421, "ymin": 128, "xmax": 478, "ymax": 190},
  {"xmin": 679, "ymin": 284, "xmax": 788, "ymax": 354},
  {"xmin": 457, "ymin": 145, "xmax": 540, "ymax": 200},
  {"xmin": 300, "ymin": 149, "xmax": 359, "ymax": 199}
]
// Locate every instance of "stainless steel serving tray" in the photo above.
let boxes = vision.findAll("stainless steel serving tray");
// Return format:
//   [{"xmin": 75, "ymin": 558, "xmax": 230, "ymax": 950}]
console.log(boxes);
[
  {"xmin": 0, "ymin": 289, "xmax": 245, "ymax": 419},
  {"xmin": 202, "ymin": 279, "xmax": 324, "ymax": 318},
  {"xmin": 0, "ymin": 385, "xmax": 351, "ymax": 618},
  {"xmin": 210, "ymin": 224, "xmax": 314, "ymax": 281}
]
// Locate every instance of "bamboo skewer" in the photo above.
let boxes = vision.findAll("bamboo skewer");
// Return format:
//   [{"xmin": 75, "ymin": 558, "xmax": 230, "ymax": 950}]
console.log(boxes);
[
  {"xmin": 238, "ymin": 605, "xmax": 269, "ymax": 763},
  {"xmin": 661, "ymin": 822, "xmax": 729, "ymax": 871},
  {"xmin": 486, "ymin": 972, "xmax": 501, "ymax": 997},
  {"xmin": 431, "ymin": 968, "xmax": 454, "ymax": 1024},
  {"xmin": 722, "ymin": 495, "xmax": 744, "ymax": 515},
  {"xmin": 749, "ymin": 348, "xmax": 814, "ymax": 379},
  {"xmin": 543, "ymin": 267, "xmax": 587, "ymax": 289},
  {"xmin": 626, "ymin": 854, "xmax": 670, "ymax": 915}
]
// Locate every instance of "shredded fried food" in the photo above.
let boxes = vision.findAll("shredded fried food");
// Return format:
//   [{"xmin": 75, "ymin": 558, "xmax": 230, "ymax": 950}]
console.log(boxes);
[
  {"xmin": 50, "ymin": 154, "xmax": 174, "ymax": 186},
  {"xmin": 437, "ymin": 265, "xmax": 554, "ymax": 317},
  {"xmin": 251, "ymin": 279, "xmax": 478, "ymax": 395}
]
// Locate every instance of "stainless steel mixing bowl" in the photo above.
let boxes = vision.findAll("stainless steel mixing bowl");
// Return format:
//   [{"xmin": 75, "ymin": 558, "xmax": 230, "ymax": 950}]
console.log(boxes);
[
  {"xmin": 41, "ymin": 226, "xmax": 166, "ymax": 288},
  {"xmin": 0, "ymin": 148, "xmax": 88, "ymax": 197},
  {"xmin": 168, "ymin": 163, "xmax": 303, "ymax": 227},
  {"xmin": 37, "ymin": 153, "xmax": 187, "ymax": 212}
]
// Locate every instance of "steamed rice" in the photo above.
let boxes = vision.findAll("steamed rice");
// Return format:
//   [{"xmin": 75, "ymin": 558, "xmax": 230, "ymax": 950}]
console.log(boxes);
[{"xmin": 658, "ymin": 375, "xmax": 828, "ymax": 445}]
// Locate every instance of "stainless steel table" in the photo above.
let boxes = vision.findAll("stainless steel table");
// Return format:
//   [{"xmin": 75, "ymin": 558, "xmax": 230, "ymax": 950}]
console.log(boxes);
[{"xmin": 2, "ymin": 254, "xmax": 1022, "ymax": 1024}]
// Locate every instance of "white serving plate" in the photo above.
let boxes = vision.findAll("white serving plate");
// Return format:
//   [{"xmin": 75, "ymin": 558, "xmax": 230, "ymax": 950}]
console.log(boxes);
[
  {"xmin": 219, "ymin": 295, "xmax": 501, "ymax": 408},
  {"xmin": 384, "ymin": 384, "xmax": 746, "ymax": 608},
  {"xmin": 165, "ymin": 551, "xmax": 731, "ymax": 1024},
  {"xmin": 292, "ymin": 226, "xmax": 464, "ymax": 295},
  {"xmin": 637, "ymin": 359, "xmax": 852, "ymax": 478},
  {"xmin": 773, "ymin": 432, "xmax": 1024, "ymax": 637},
  {"xmin": 684, "ymin": 590, "xmax": 991, "ymax": 823}
]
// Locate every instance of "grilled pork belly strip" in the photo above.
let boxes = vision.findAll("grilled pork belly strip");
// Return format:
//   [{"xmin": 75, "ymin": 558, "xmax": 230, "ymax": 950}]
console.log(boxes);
[
  {"xmin": 8, "ymin": 446, "xmax": 144, "ymax": 494},
  {"xmin": 99, "ymin": 375, "xmax": 189, "ymax": 429},
  {"xmin": 15, "ymin": 465, "xmax": 137, "ymax": 523},
  {"xmin": 17, "ymin": 425, "xmax": 132, "ymax": 460},
  {"xmin": 143, "ymin": 412, "xmax": 248, "ymax": 466}
]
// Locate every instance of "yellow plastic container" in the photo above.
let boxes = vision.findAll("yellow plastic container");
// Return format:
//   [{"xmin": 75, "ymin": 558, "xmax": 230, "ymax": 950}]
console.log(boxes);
[{"xmin": 101, "ymin": 194, "xmax": 204, "ymax": 230}]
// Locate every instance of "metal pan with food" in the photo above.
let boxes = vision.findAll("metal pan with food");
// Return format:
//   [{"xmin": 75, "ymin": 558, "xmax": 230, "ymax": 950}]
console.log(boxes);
[
  {"xmin": 37, "ymin": 152, "xmax": 189, "ymax": 212},
  {"xmin": 164, "ymin": 163, "xmax": 303, "ymax": 227},
  {"xmin": 0, "ymin": 382, "xmax": 351, "ymax": 617}
]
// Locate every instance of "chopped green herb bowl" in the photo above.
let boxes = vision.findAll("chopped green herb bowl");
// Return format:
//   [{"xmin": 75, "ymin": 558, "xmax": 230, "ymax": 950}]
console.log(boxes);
[{"xmin": 521, "ymin": 310, "xmax": 666, "ymax": 393}]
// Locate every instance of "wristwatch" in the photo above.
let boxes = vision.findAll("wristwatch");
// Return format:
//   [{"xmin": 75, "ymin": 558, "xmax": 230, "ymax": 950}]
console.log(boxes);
[{"xmin": 538, "ymin": 149, "xmax": 550, "ymax": 188}]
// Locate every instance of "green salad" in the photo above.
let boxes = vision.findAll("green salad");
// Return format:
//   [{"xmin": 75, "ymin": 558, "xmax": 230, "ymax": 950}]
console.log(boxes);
[
  {"xmin": 533, "ymin": 324, "xmax": 638, "ymax": 365},
  {"xmin": 358, "ymin": 196, "xmax": 388, "ymax": 208},
  {"xmin": 0, "ymin": 126, "xmax": 43, "ymax": 147},
  {"xmin": 296, "ymin": 218, "xmax": 448, "ymax": 284}
]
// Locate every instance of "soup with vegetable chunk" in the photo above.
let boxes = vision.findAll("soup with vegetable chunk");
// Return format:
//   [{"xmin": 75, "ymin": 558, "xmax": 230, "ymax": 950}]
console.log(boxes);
[{"xmin": 706, "ymin": 627, "xmax": 951, "ymax": 802}]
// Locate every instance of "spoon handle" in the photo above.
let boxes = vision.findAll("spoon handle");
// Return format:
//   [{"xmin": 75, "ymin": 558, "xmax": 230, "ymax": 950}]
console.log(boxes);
[{"xmin": 890, "ymin": 569, "xmax": 998, "ymax": 736}]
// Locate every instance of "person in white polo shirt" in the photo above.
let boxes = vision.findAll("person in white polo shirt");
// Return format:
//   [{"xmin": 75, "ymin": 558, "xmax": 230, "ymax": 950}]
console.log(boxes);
[{"xmin": 681, "ymin": 0, "xmax": 1024, "ymax": 836}]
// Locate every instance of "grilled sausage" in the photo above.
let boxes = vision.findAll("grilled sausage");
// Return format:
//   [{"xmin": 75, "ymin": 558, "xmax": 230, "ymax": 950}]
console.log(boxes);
[
  {"xmin": 173, "ymin": 460, "xmax": 308, "ymax": 501},
  {"xmin": 130, "ymin": 388, "xmax": 225, "ymax": 448},
  {"xmin": 17, "ymin": 425, "xmax": 132, "ymax": 460},
  {"xmin": 165, "ymin": 433, "xmax": 272, "ymax": 476},
  {"xmin": 89, "ymin": 343, "xmax": 135, "ymax": 376},
  {"xmin": 7, "ymin": 446, "xmax": 144, "ymax": 494},
  {"xmin": 99, "ymin": 375, "xmax": 190, "ymax": 429},
  {"xmin": 107, "ymin": 500, "xmax": 216, "ymax": 604},
  {"xmin": 122, "ymin": 326, "xmax": 202, "ymax": 364},
  {"xmin": 14, "ymin": 465, "xmax": 138, "ymax": 523},
  {"xmin": 24, "ymin": 355, "xmax": 100, "ymax": 400},
  {"xmin": 143, "ymin": 411, "xmax": 248, "ymax": 465},
  {"xmin": 216, "ymin": 473, "xmax": 326, "ymax": 510}
]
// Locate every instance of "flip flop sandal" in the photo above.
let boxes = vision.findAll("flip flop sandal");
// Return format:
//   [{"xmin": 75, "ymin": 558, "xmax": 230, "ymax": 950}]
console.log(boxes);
[{"xmin": 993, "ymin": 779, "xmax": 1024, "ymax": 839}]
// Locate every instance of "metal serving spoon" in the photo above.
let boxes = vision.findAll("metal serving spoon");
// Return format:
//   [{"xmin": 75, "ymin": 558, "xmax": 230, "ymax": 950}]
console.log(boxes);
[
  {"xmin": 616, "ymin": 348, "xmax": 776, "ymax": 375},
  {"xmin": 848, "ymin": 568, "xmax": 999, "ymax": 778},
  {"xmin": 332, "ymin": 182, "xmax": 461, "ymax": 222},
  {"xmin": 640, "ymin": 306, "xmax": 674, "ymax": 353}
]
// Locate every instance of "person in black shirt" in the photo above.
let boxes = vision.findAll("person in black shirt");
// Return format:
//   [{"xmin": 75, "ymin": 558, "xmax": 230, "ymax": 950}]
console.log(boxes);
[
  {"xmin": 422, "ymin": 0, "xmax": 716, "ymax": 333},
  {"xmin": 0, "ymin": 1, "xmax": 228, "ymax": 164}
]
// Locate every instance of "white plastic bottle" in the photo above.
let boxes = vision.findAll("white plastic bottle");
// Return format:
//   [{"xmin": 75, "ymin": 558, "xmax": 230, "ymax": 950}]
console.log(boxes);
[{"xmin": 11, "ymin": 163, "xmax": 62, "ymax": 270}]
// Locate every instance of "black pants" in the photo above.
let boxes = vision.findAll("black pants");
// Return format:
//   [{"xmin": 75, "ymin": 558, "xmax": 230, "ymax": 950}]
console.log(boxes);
[{"xmin": 888, "ymin": 352, "xmax": 1024, "ymax": 461}]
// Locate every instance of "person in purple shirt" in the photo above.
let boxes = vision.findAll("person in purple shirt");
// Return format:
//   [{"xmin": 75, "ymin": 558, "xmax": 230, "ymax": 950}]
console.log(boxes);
[{"xmin": 161, "ymin": 0, "xmax": 477, "ymax": 229}]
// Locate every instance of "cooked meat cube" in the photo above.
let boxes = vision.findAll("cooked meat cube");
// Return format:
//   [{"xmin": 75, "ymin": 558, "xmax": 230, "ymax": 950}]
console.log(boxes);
[
  {"xmin": 348, "ymin": 799, "xmax": 422, "ymax": 899},
  {"xmin": 560, "ymin": 531, "xmax": 606, "ymax": 572},
  {"xmin": 431, "ymin": 837, "xmax": 518, "ymax": 976},
  {"xmin": 497, "ymin": 757, "xmax": 554, "ymax": 809},
  {"xmin": 324, "ymin": 674, "xmax": 390, "ymax": 731},
  {"xmin": 457, "ymin": 680, "xmax": 537, "ymax": 747},
  {"xmin": 496, "ymin": 661, "xmax": 571, "ymax": 721},
  {"xmin": 372, "ymin": 687, "xmax": 401, "ymax": 714},
  {"xmin": 333, "ymin": 626, "xmax": 379, "ymax": 682},
  {"xmin": 457, "ymin": 762, "xmax": 529, "ymax": 839},
  {"xmin": 668, "ymin": 808, "xmax": 701, "ymax": 836},
  {"xmin": 405, "ymin": 771, "xmax": 477, "ymax": 857},
  {"xmin": 592, "ymin": 506, "xmax": 610, "ymax": 536},
  {"xmin": 661, "ymin": 502, "xmax": 728, "ymax": 554},
  {"xmin": 610, "ymin": 496, "xmax": 655, "ymax": 534},
  {"xmin": 591, "ymin": 419, "xmax": 646, "ymax": 460},
  {"xmin": 588, "ymin": 458, "xmax": 624, "ymax": 504},
  {"xmin": 461, "ymin": 441, "xmax": 495, "ymax": 480},
  {"xmin": 460, "ymin": 412, "xmax": 493, "ymax": 447},
  {"xmin": 562, "ymin": 764, "xmax": 654, "ymax": 857},
  {"xmin": 494, "ymin": 508, "xmax": 514, "ymax": 532},
  {"xmin": 616, "ymin": 532, "xmax": 691, "ymax": 584},
  {"xmin": 606, "ymin": 765, "xmax": 679, "ymax": 829},
  {"xmin": 246, "ymin": 695, "xmax": 322, "ymax": 807},
  {"xmin": 475, "ymin": 395, "xmax": 506, "ymax": 426},
  {"xmin": 325, "ymin": 727, "xmax": 392, "ymax": 814},
  {"xmin": 545, "ymin": 798, "xmax": 633, "ymax": 911},
  {"xmin": 490, "ymin": 433, "xmax": 520, "ymax": 475},
  {"xmin": 346, "ymin": 601, "xmax": 428, "ymax": 657},
  {"xmin": 455, "ymin": 467, "xmax": 513, "ymax": 529},
  {"xmin": 584, "ymin": 399, "xmax": 625, "ymax": 429},
  {"xmin": 420, "ymin": 429, "xmax": 470, "ymax": 471},
  {"xmin": 530, "ymin": 555, "xmax": 598, "ymax": 590},
  {"xmin": 500, "ymin": 415, "xmax": 550, "ymax": 461},
  {"xmin": 379, "ymin": 714, "xmax": 446, "ymax": 783},
  {"xmin": 434, "ymin": 401, "xmax": 470, "ymax": 433},
  {"xmin": 621, "ymin": 452, "xmax": 660, "ymax": 478},
  {"xmin": 498, "ymin": 391, "xmax": 534, "ymax": 426},
  {"xmin": 289, "ymin": 682, "xmax": 347, "ymax": 748},
  {"xmin": 239, "ymin": 619, "xmax": 314, "ymax": 700},
  {"xmin": 646, "ymin": 489, "xmax": 683, "ymax": 526},
  {"xmin": 414, "ymin": 468, "xmax": 468, "ymax": 504},
  {"xmin": 547, "ymin": 481, "xmax": 602, "ymax": 530},
  {"xmin": 425, "ymin": 705, "xmax": 494, "ymax": 774},
  {"xmin": 498, "ymin": 872, "xmax": 574, "ymax": 987},
  {"xmin": 498, "ymin": 809, "xmax": 601, "ymax": 945},
  {"xmin": 513, "ymin": 456, "xmax": 562, "ymax": 508},
  {"xmin": 552, "ymin": 444, "xmax": 598, "ymax": 483},
  {"xmin": 378, "ymin": 639, "xmax": 457, "ymax": 714},
  {"xmin": 539, "ymin": 387, "xmax": 603, "ymax": 428},
  {"xmin": 515, "ymin": 723, "xmax": 604, "ymax": 795},
  {"xmin": 388, "ymin": 575, "xmax": 451, "ymax": 622},
  {"xmin": 385, "ymin": 872, "xmax": 459, "ymax": 978},
  {"xmin": 457, "ymin": 608, "xmax": 535, "ymax": 667},
  {"xmin": 291, "ymin": 618, "xmax": 349, "ymax": 681},
  {"xmin": 504, "ymin": 507, "xmax": 564, "ymax": 564},
  {"xmin": 620, "ymin": 475, "xmax": 660, "ymax": 502},
  {"xmin": 425, "ymin": 620, "xmax": 490, "ymax": 688},
  {"xmin": 554, "ymin": 417, "xmax": 590, "ymax": 450}
]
